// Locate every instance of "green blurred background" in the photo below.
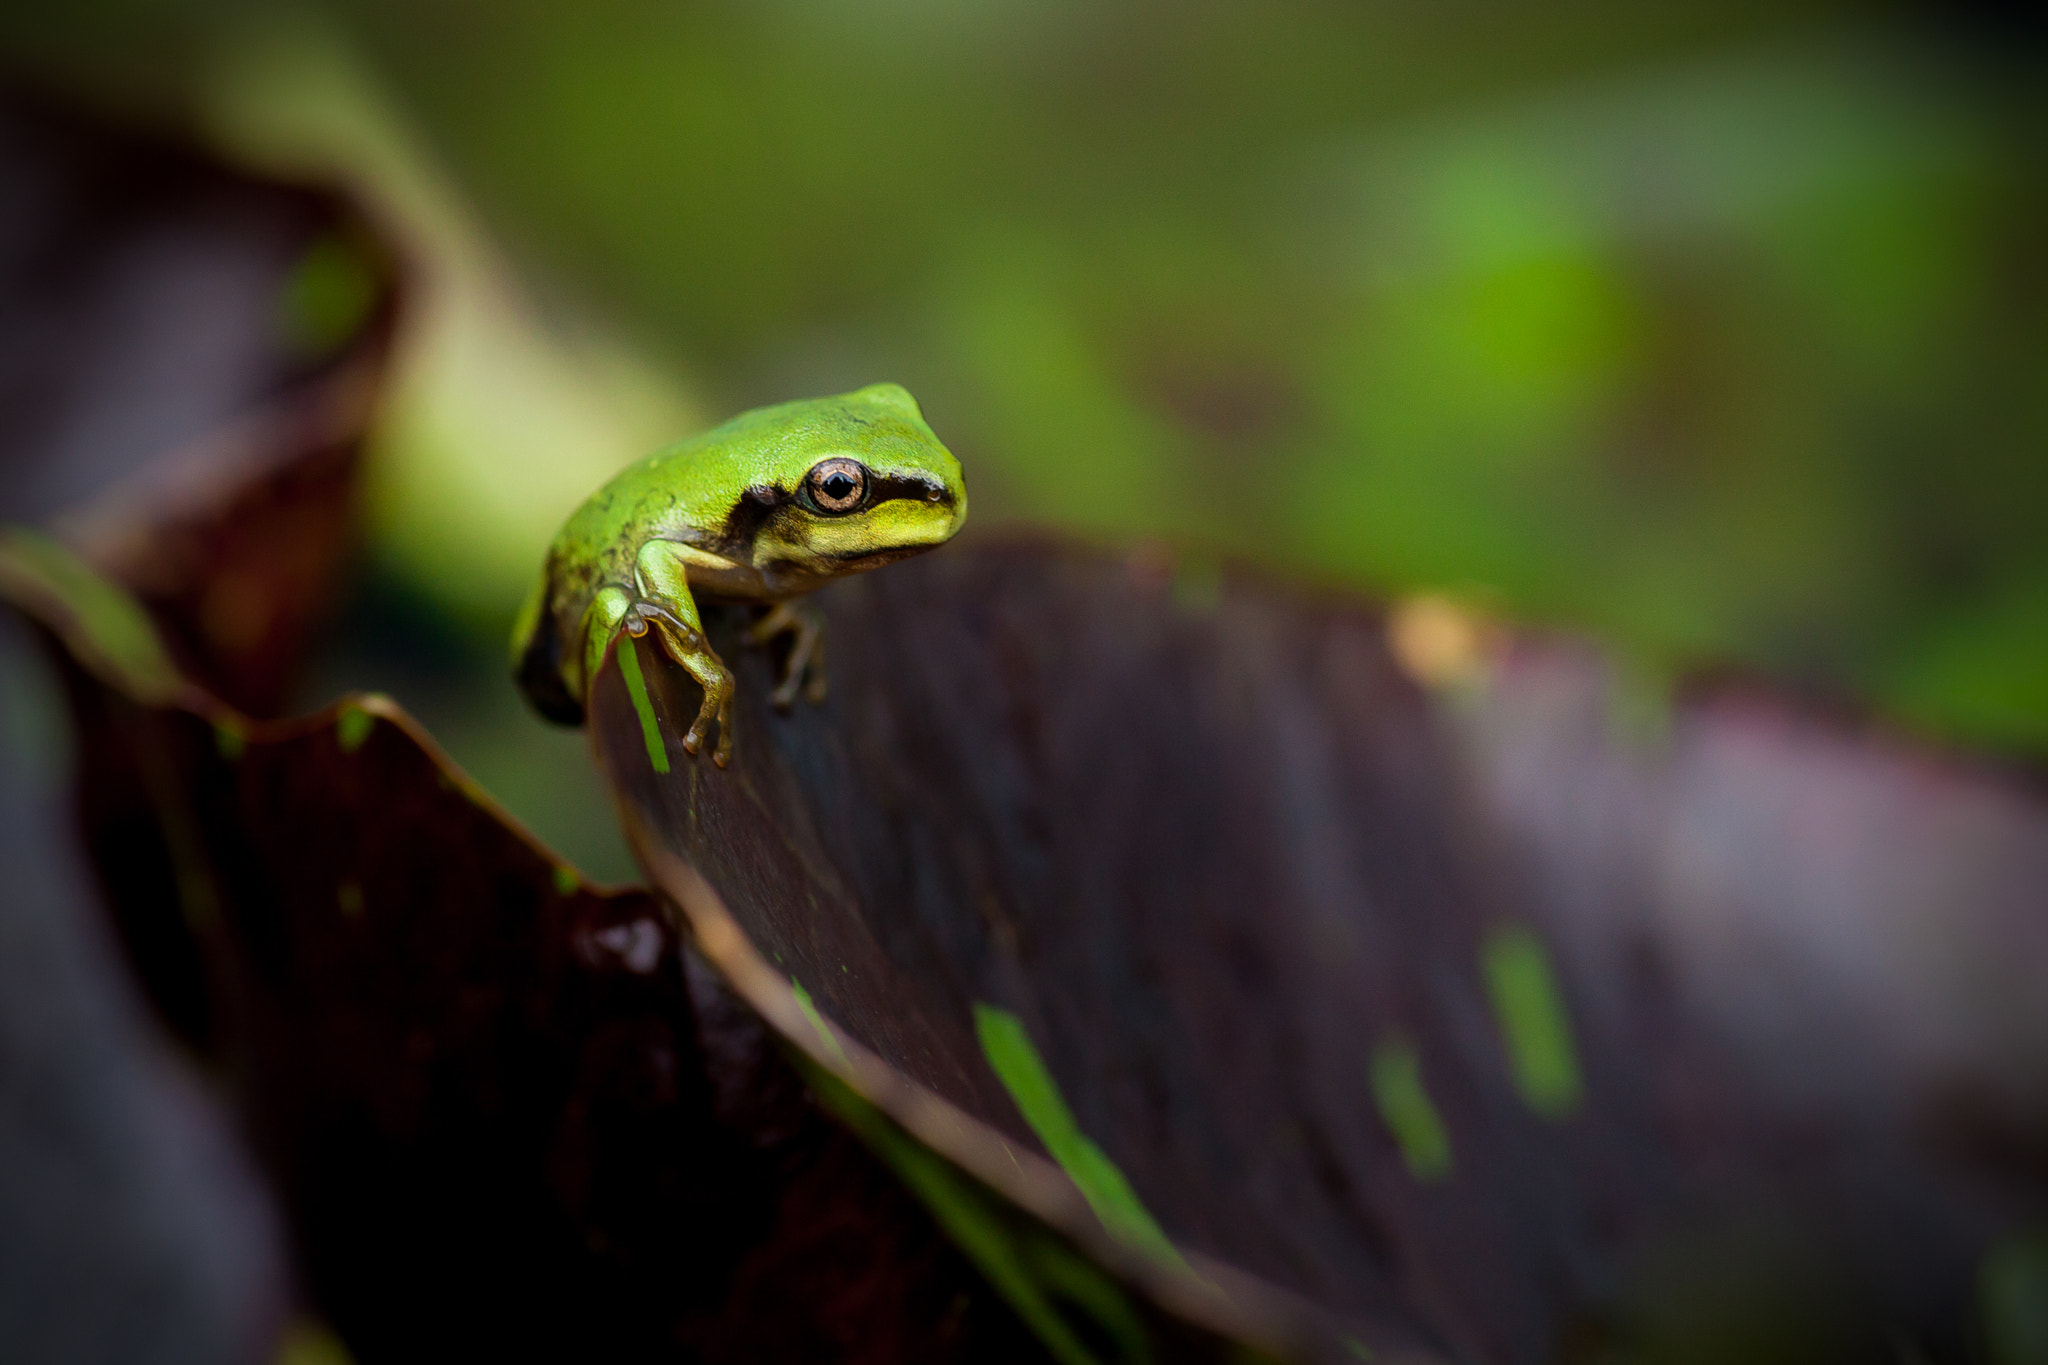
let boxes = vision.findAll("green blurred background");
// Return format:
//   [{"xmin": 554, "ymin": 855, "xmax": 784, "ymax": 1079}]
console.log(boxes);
[{"xmin": 4, "ymin": 1, "xmax": 2043, "ymax": 880}]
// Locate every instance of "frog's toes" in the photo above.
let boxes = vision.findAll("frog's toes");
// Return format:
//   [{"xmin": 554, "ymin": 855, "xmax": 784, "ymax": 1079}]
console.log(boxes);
[
  {"xmin": 750, "ymin": 600, "xmax": 827, "ymax": 712},
  {"xmin": 711, "ymin": 676, "xmax": 734, "ymax": 755},
  {"xmin": 641, "ymin": 609, "xmax": 731, "ymax": 766},
  {"xmin": 800, "ymin": 636, "xmax": 828, "ymax": 706},
  {"xmin": 679, "ymin": 660, "xmax": 735, "ymax": 765},
  {"xmin": 742, "ymin": 610, "xmax": 780, "ymax": 648}
]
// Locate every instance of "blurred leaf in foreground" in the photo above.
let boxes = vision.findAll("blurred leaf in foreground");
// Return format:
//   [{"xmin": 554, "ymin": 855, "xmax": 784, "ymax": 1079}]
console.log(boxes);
[{"xmin": 1, "ymin": 529, "xmax": 1310, "ymax": 1363}]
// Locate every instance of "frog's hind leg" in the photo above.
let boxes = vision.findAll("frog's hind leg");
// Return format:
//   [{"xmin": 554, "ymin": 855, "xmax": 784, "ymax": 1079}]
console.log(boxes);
[
  {"xmin": 644, "ymin": 614, "xmax": 735, "ymax": 765},
  {"xmin": 746, "ymin": 599, "xmax": 828, "ymax": 710},
  {"xmin": 632, "ymin": 539, "xmax": 736, "ymax": 766}
]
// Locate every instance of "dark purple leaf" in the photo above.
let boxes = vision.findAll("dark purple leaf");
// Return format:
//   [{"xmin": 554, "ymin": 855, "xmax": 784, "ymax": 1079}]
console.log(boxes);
[{"xmin": 593, "ymin": 538, "xmax": 2048, "ymax": 1364}]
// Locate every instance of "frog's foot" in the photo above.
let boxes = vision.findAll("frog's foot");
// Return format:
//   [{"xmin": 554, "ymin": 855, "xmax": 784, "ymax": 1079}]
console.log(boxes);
[
  {"xmin": 625, "ymin": 604, "xmax": 735, "ymax": 767},
  {"xmin": 746, "ymin": 599, "xmax": 828, "ymax": 710}
]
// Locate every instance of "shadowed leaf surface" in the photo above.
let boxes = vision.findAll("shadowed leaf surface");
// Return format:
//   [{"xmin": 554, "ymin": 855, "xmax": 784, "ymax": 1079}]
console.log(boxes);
[{"xmin": 594, "ymin": 538, "xmax": 2048, "ymax": 1364}]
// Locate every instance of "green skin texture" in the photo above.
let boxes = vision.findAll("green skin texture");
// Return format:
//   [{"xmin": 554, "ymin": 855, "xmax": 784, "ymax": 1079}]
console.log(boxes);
[{"xmin": 513, "ymin": 383, "xmax": 967, "ymax": 765}]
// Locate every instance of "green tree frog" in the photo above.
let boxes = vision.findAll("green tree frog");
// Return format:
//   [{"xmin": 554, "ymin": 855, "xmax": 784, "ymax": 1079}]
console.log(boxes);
[{"xmin": 512, "ymin": 383, "xmax": 967, "ymax": 766}]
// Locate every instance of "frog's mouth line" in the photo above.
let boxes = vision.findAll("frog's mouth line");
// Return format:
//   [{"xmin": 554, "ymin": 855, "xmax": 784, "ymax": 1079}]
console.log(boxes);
[
  {"xmin": 754, "ymin": 538, "xmax": 948, "ymax": 594},
  {"xmin": 822, "ymin": 541, "xmax": 947, "ymax": 574}
]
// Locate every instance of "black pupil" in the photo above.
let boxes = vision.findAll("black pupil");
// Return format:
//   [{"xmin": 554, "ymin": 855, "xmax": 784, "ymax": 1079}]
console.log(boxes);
[{"xmin": 823, "ymin": 472, "xmax": 857, "ymax": 501}]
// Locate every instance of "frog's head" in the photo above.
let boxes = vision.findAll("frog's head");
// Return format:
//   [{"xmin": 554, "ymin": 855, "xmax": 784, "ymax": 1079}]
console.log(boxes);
[{"xmin": 709, "ymin": 383, "xmax": 968, "ymax": 588}]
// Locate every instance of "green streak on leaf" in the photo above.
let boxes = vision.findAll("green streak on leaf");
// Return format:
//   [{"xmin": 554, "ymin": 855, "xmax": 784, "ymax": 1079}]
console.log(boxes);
[
  {"xmin": 214, "ymin": 723, "xmax": 246, "ymax": 762},
  {"xmin": 1980, "ymin": 1227, "xmax": 2048, "ymax": 1365},
  {"xmin": 1027, "ymin": 1235, "xmax": 1154, "ymax": 1365},
  {"xmin": 805, "ymin": 1061, "xmax": 1133, "ymax": 1365},
  {"xmin": 0, "ymin": 527, "xmax": 183, "ymax": 700},
  {"xmin": 789, "ymin": 978, "xmax": 850, "ymax": 1069},
  {"xmin": 616, "ymin": 638, "xmax": 669, "ymax": 774},
  {"xmin": 551, "ymin": 865, "xmax": 579, "ymax": 896},
  {"xmin": 1480, "ymin": 923, "xmax": 1583, "ymax": 1119},
  {"xmin": 1369, "ymin": 1039, "xmax": 1453, "ymax": 1181},
  {"xmin": 1344, "ymin": 1336, "xmax": 1374, "ymax": 1360},
  {"xmin": 335, "ymin": 705, "xmax": 375, "ymax": 753},
  {"xmin": 336, "ymin": 882, "xmax": 363, "ymax": 918},
  {"xmin": 974, "ymin": 1003, "xmax": 1184, "ymax": 1268},
  {"xmin": 278, "ymin": 231, "xmax": 379, "ymax": 360}
]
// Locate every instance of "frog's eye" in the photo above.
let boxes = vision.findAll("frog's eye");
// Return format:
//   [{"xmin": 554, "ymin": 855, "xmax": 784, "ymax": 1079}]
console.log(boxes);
[{"xmin": 802, "ymin": 457, "xmax": 870, "ymax": 515}]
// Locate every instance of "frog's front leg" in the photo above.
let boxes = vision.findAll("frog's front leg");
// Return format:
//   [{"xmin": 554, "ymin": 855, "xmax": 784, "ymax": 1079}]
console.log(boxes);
[
  {"xmin": 745, "ymin": 599, "xmax": 829, "ymax": 709},
  {"xmin": 630, "ymin": 538, "xmax": 735, "ymax": 766}
]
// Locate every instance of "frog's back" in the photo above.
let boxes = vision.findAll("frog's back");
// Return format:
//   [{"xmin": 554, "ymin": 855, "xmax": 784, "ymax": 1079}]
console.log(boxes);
[{"xmin": 565, "ymin": 398, "xmax": 895, "ymax": 559}]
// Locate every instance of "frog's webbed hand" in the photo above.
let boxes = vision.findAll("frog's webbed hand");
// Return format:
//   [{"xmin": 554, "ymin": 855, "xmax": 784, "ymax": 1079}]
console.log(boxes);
[
  {"xmin": 626, "ymin": 539, "xmax": 735, "ymax": 766},
  {"xmin": 746, "ymin": 599, "xmax": 829, "ymax": 710}
]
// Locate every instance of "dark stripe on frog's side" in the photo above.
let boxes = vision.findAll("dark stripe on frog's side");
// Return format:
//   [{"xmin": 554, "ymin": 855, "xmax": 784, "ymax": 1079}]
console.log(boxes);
[
  {"xmin": 714, "ymin": 483, "xmax": 792, "ymax": 559},
  {"xmin": 868, "ymin": 471, "xmax": 956, "ymax": 511},
  {"xmin": 713, "ymin": 473, "xmax": 956, "ymax": 558}
]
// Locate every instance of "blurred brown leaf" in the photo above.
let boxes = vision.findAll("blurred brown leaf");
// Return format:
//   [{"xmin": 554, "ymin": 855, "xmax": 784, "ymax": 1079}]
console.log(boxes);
[{"xmin": 0, "ymin": 87, "xmax": 398, "ymax": 714}]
